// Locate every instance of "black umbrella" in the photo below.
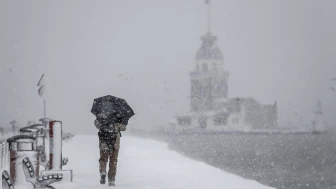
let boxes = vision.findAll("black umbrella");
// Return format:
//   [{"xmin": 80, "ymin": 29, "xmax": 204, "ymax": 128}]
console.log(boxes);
[{"xmin": 91, "ymin": 95, "xmax": 135, "ymax": 125}]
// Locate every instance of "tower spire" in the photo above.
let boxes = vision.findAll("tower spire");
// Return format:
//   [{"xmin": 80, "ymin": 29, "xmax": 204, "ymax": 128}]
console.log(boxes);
[{"xmin": 205, "ymin": 0, "xmax": 211, "ymax": 33}]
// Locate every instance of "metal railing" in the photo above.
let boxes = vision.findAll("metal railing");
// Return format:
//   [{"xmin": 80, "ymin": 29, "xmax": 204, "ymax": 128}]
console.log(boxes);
[{"xmin": 0, "ymin": 142, "xmax": 9, "ymax": 171}]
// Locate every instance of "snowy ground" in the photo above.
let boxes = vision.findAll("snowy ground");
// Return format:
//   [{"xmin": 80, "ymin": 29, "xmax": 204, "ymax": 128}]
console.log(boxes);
[{"xmin": 54, "ymin": 135, "xmax": 272, "ymax": 189}]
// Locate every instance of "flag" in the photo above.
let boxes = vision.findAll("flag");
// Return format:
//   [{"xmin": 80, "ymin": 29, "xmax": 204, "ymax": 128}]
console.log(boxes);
[
  {"xmin": 37, "ymin": 74, "xmax": 45, "ymax": 97},
  {"xmin": 38, "ymin": 85, "xmax": 45, "ymax": 97},
  {"xmin": 205, "ymin": 0, "xmax": 211, "ymax": 4},
  {"xmin": 37, "ymin": 74, "xmax": 45, "ymax": 87}
]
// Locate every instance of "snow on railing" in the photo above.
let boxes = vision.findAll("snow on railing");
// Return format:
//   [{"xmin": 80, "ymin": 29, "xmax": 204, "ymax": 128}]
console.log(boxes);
[
  {"xmin": 22, "ymin": 157, "xmax": 63, "ymax": 188},
  {"xmin": 0, "ymin": 142, "xmax": 9, "ymax": 171},
  {"xmin": 2, "ymin": 170, "xmax": 14, "ymax": 189},
  {"xmin": 0, "ymin": 119, "xmax": 74, "ymax": 189}
]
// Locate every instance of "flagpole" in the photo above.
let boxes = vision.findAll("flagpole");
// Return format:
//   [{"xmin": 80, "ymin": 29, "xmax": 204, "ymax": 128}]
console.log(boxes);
[
  {"xmin": 208, "ymin": 1, "xmax": 211, "ymax": 32},
  {"xmin": 206, "ymin": 0, "xmax": 211, "ymax": 33},
  {"xmin": 37, "ymin": 73, "xmax": 46, "ymax": 120},
  {"xmin": 44, "ymin": 99, "xmax": 46, "ymax": 119}
]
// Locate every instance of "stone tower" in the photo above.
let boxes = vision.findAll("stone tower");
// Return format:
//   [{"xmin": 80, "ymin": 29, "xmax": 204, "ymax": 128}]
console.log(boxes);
[
  {"xmin": 190, "ymin": 1, "xmax": 229, "ymax": 112},
  {"xmin": 190, "ymin": 32, "xmax": 229, "ymax": 111},
  {"xmin": 174, "ymin": 1, "xmax": 278, "ymax": 130}
]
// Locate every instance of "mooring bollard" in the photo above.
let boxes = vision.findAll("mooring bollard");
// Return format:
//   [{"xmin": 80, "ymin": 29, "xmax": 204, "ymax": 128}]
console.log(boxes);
[
  {"xmin": 20, "ymin": 124, "xmax": 49, "ymax": 172},
  {"xmin": 7, "ymin": 135, "xmax": 39, "ymax": 187},
  {"xmin": 41, "ymin": 121, "xmax": 73, "ymax": 183},
  {"xmin": 20, "ymin": 124, "xmax": 46, "ymax": 149}
]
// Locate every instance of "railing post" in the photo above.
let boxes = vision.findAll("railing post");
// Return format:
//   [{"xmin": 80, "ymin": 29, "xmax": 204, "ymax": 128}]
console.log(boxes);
[
  {"xmin": 39, "ymin": 118, "xmax": 54, "ymax": 163},
  {"xmin": 41, "ymin": 120, "xmax": 73, "ymax": 183},
  {"xmin": 49, "ymin": 121, "xmax": 62, "ymax": 170},
  {"xmin": 0, "ymin": 143, "xmax": 3, "ymax": 170},
  {"xmin": 5, "ymin": 142, "xmax": 9, "ymax": 170},
  {"xmin": 2, "ymin": 142, "xmax": 6, "ymax": 170}
]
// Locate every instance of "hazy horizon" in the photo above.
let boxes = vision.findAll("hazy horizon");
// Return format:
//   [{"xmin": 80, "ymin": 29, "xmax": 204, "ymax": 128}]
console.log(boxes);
[{"xmin": 1, "ymin": 0, "xmax": 335, "ymax": 134}]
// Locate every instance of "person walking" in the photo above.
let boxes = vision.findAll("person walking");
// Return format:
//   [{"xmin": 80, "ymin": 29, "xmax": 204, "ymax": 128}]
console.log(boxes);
[{"xmin": 94, "ymin": 116, "xmax": 127, "ymax": 186}]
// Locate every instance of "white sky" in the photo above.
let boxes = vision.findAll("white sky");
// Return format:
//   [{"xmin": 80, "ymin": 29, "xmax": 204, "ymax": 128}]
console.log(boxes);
[{"xmin": 0, "ymin": 0, "xmax": 335, "ymax": 133}]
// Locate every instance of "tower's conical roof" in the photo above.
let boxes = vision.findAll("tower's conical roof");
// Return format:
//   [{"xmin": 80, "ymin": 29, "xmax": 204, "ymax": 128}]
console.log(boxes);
[{"xmin": 196, "ymin": 32, "xmax": 223, "ymax": 60}]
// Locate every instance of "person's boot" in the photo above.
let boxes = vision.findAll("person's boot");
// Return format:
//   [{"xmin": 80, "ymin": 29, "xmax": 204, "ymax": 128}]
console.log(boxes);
[
  {"xmin": 100, "ymin": 173, "xmax": 106, "ymax": 184},
  {"xmin": 108, "ymin": 179, "xmax": 115, "ymax": 186}
]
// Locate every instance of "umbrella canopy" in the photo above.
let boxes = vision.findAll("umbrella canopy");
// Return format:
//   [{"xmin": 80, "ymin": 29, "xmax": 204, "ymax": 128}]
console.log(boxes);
[{"xmin": 91, "ymin": 95, "xmax": 135, "ymax": 125}]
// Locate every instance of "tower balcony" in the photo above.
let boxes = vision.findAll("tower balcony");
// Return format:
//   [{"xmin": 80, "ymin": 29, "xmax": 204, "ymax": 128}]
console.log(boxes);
[
  {"xmin": 190, "ymin": 71, "xmax": 229, "ymax": 80},
  {"xmin": 190, "ymin": 71, "xmax": 200, "ymax": 77}
]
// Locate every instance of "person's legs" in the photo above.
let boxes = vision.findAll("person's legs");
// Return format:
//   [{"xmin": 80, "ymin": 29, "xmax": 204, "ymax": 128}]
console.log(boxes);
[
  {"xmin": 99, "ymin": 149, "xmax": 109, "ymax": 174},
  {"xmin": 99, "ymin": 148, "xmax": 109, "ymax": 184},
  {"xmin": 108, "ymin": 149, "xmax": 119, "ymax": 184}
]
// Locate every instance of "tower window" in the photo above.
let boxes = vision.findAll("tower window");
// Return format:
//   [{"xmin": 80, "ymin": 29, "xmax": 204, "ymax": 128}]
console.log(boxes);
[
  {"xmin": 213, "ymin": 63, "xmax": 218, "ymax": 71},
  {"xmin": 203, "ymin": 64, "xmax": 208, "ymax": 72}
]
